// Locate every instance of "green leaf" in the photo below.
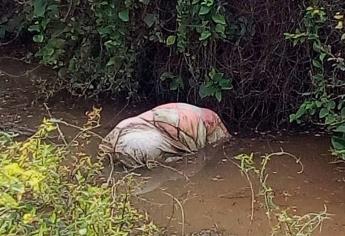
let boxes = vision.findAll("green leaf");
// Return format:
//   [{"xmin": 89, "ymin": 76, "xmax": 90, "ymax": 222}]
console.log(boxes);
[
  {"xmin": 315, "ymin": 100, "xmax": 322, "ymax": 108},
  {"xmin": 219, "ymin": 79, "xmax": 232, "ymax": 89},
  {"xmin": 295, "ymin": 105, "xmax": 307, "ymax": 119},
  {"xmin": 208, "ymin": 68, "xmax": 216, "ymax": 78},
  {"xmin": 212, "ymin": 14, "xmax": 226, "ymax": 25},
  {"xmin": 203, "ymin": 0, "xmax": 214, "ymax": 7},
  {"xmin": 166, "ymin": 35, "xmax": 176, "ymax": 46},
  {"xmin": 97, "ymin": 27, "xmax": 112, "ymax": 36},
  {"xmin": 199, "ymin": 6, "xmax": 211, "ymax": 15},
  {"xmin": 28, "ymin": 25, "xmax": 40, "ymax": 32},
  {"xmin": 199, "ymin": 84, "xmax": 212, "ymax": 98},
  {"xmin": 49, "ymin": 38, "xmax": 65, "ymax": 48},
  {"xmin": 319, "ymin": 108, "xmax": 329, "ymax": 118},
  {"xmin": 341, "ymin": 107, "xmax": 345, "ymax": 117},
  {"xmin": 327, "ymin": 101, "xmax": 336, "ymax": 110},
  {"xmin": 33, "ymin": 0, "xmax": 47, "ymax": 17},
  {"xmin": 312, "ymin": 74, "xmax": 323, "ymax": 81},
  {"xmin": 215, "ymin": 90, "xmax": 222, "ymax": 102},
  {"xmin": 47, "ymin": 4, "xmax": 58, "ymax": 14},
  {"xmin": 312, "ymin": 41, "xmax": 321, "ymax": 52},
  {"xmin": 306, "ymin": 101, "xmax": 315, "ymax": 110},
  {"xmin": 319, "ymin": 53, "xmax": 326, "ymax": 62},
  {"xmin": 334, "ymin": 124, "xmax": 345, "ymax": 133},
  {"xmin": 331, "ymin": 135, "xmax": 345, "ymax": 150},
  {"xmin": 170, "ymin": 82, "xmax": 178, "ymax": 91},
  {"xmin": 312, "ymin": 59, "xmax": 322, "ymax": 69},
  {"xmin": 33, "ymin": 34, "xmax": 44, "ymax": 43},
  {"xmin": 160, "ymin": 72, "xmax": 175, "ymax": 81},
  {"xmin": 170, "ymin": 78, "xmax": 183, "ymax": 91},
  {"xmin": 104, "ymin": 39, "xmax": 121, "ymax": 48},
  {"xmin": 106, "ymin": 57, "xmax": 116, "ymax": 66},
  {"xmin": 118, "ymin": 9, "xmax": 129, "ymax": 22},
  {"xmin": 199, "ymin": 30, "xmax": 212, "ymax": 41},
  {"xmin": 212, "ymin": 72, "xmax": 223, "ymax": 81},
  {"xmin": 45, "ymin": 47, "xmax": 55, "ymax": 56},
  {"xmin": 143, "ymin": 14, "xmax": 155, "ymax": 28},
  {"xmin": 325, "ymin": 114, "xmax": 336, "ymax": 125},
  {"xmin": 139, "ymin": 0, "xmax": 150, "ymax": 5},
  {"xmin": 289, "ymin": 114, "xmax": 296, "ymax": 122},
  {"xmin": 215, "ymin": 24, "xmax": 226, "ymax": 35}
]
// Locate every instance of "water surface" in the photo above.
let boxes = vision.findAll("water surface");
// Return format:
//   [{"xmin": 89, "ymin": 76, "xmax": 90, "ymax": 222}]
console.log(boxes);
[{"xmin": 1, "ymin": 59, "xmax": 345, "ymax": 235}]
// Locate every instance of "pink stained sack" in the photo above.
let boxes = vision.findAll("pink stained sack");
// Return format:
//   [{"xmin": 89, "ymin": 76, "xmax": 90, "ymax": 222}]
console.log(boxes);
[{"xmin": 100, "ymin": 103, "xmax": 230, "ymax": 168}]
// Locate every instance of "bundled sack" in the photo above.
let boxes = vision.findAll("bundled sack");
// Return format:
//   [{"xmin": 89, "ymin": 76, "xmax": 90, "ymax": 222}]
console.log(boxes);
[{"xmin": 100, "ymin": 103, "xmax": 230, "ymax": 168}]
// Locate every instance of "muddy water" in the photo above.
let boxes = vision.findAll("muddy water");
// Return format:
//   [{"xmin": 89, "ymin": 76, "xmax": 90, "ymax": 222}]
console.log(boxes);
[
  {"xmin": 134, "ymin": 136, "xmax": 345, "ymax": 235},
  {"xmin": 1, "ymin": 59, "xmax": 345, "ymax": 235}
]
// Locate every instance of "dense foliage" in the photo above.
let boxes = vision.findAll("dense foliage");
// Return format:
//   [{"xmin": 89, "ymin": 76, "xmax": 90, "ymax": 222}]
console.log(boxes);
[
  {"xmin": 1, "ymin": 0, "xmax": 231, "ymax": 100},
  {"xmin": 0, "ymin": 1, "xmax": 344, "ymax": 157},
  {"xmin": 286, "ymin": 6, "xmax": 345, "ymax": 158},
  {"xmin": 0, "ymin": 114, "xmax": 158, "ymax": 235}
]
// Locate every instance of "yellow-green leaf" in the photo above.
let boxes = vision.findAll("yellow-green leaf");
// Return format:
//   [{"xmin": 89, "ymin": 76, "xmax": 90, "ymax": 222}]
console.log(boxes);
[
  {"xmin": 334, "ymin": 13, "xmax": 344, "ymax": 20},
  {"xmin": 166, "ymin": 35, "xmax": 176, "ymax": 46},
  {"xmin": 335, "ymin": 21, "xmax": 343, "ymax": 30},
  {"xmin": 0, "ymin": 193, "xmax": 18, "ymax": 208}
]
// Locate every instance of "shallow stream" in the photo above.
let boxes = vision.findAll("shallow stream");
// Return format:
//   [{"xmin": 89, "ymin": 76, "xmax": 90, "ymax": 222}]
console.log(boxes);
[{"xmin": 1, "ymin": 59, "xmax": 345, "ymax": 235}]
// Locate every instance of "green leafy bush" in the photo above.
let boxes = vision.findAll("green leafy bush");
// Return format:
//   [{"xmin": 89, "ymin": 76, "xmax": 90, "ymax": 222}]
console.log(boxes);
[
  {"xmin": 1, "ymin": 1, "xmax": 344, "ymax": 134},
  {"xmin": 0, "ymin": 0, "xmax": 231, "ymax": 100},
  {"xmin": 286, "ymin": 6, "xmax": 345, "ymax": 159},
  {"xmin": 0, "ymin": 117, "xmax": 158, "ymax": 235}
]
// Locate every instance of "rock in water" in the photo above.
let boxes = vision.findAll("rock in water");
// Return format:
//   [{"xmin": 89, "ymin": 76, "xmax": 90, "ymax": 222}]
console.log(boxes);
[{"xmin": 99, "ymin": 103, "xmax": 230, "ymax": 168}]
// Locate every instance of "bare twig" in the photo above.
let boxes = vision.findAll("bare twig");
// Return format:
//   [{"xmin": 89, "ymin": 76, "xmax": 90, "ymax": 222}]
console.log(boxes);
[
  {"xmin": 49, "ymin": 118, "xmax": 104, "ymax": 141},
  {"xmin": 244, "ymin": 171, "xmax": 255, "ymax": 223},
  {"xmin": 165, "ymin": 197, "xmax": 176, "ymax": 230},
  {"xmin": 0, "ymin": 57, "xmax": 42, "ymax": 78},
  {"xmin": 265, "ymin": 149, "xmax": 304, "ymax": 174},
  {"xmin": 106, "ymin": 153, "xmax": 115, "ymax": 186},
  {"xmin": 155, "ymin": 161, "xmax": 190, "ymax": 181},
  {"xmin": 163, "ymin": 191, "xmax": 185, "ymax": 236},
  {"xmin": 231, "ymin": 160, "xmax": 256, "ymax": 223},
  {"xmin": 104, "ymin": 99, "xmax": 130, "ymax": 128},
  {"xmin": 63, "ymin": 0, "xmax": 73, "ymax": 21},
  {"xmin": 0, "ymin": 31, "xmax": 20, "ymax": 46},
  {"xmin": 43, "ymin": 103, "xmax": 68, "ymax": 146}
]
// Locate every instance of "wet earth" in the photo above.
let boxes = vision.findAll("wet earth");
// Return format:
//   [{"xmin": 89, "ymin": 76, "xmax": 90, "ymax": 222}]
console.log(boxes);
[{"xmin": 1, "ymin": 58, "xmax": 345, "ymax": 235}]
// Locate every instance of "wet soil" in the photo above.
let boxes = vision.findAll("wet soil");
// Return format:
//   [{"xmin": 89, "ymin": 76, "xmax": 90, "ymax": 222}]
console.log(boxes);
[{"xmin": 1, "ymin": 59, "xmax": 345, "ymax": 236}]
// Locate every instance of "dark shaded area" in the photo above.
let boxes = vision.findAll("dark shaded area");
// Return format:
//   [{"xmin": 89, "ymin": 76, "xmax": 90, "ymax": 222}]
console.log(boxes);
[{"xmin": 0, "ymin": 0, "xmax": 344, "ymax": 132}]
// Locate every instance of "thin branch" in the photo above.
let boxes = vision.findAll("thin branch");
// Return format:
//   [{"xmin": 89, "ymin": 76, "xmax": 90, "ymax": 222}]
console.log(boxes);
[
  {"xmin": 0, "ymin": 31, "xmax": 20, "ymax": 46},
  {"xmin": 43, "ymin": 103, "xmax": 68, "ymax": 146},
  {"xmin": 106, "ymin": 154, "xmax": 115, "ymax": 186},
  {"xmin": 163, "ymin": 191, "xmax": 185, "ymax": 236}
]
